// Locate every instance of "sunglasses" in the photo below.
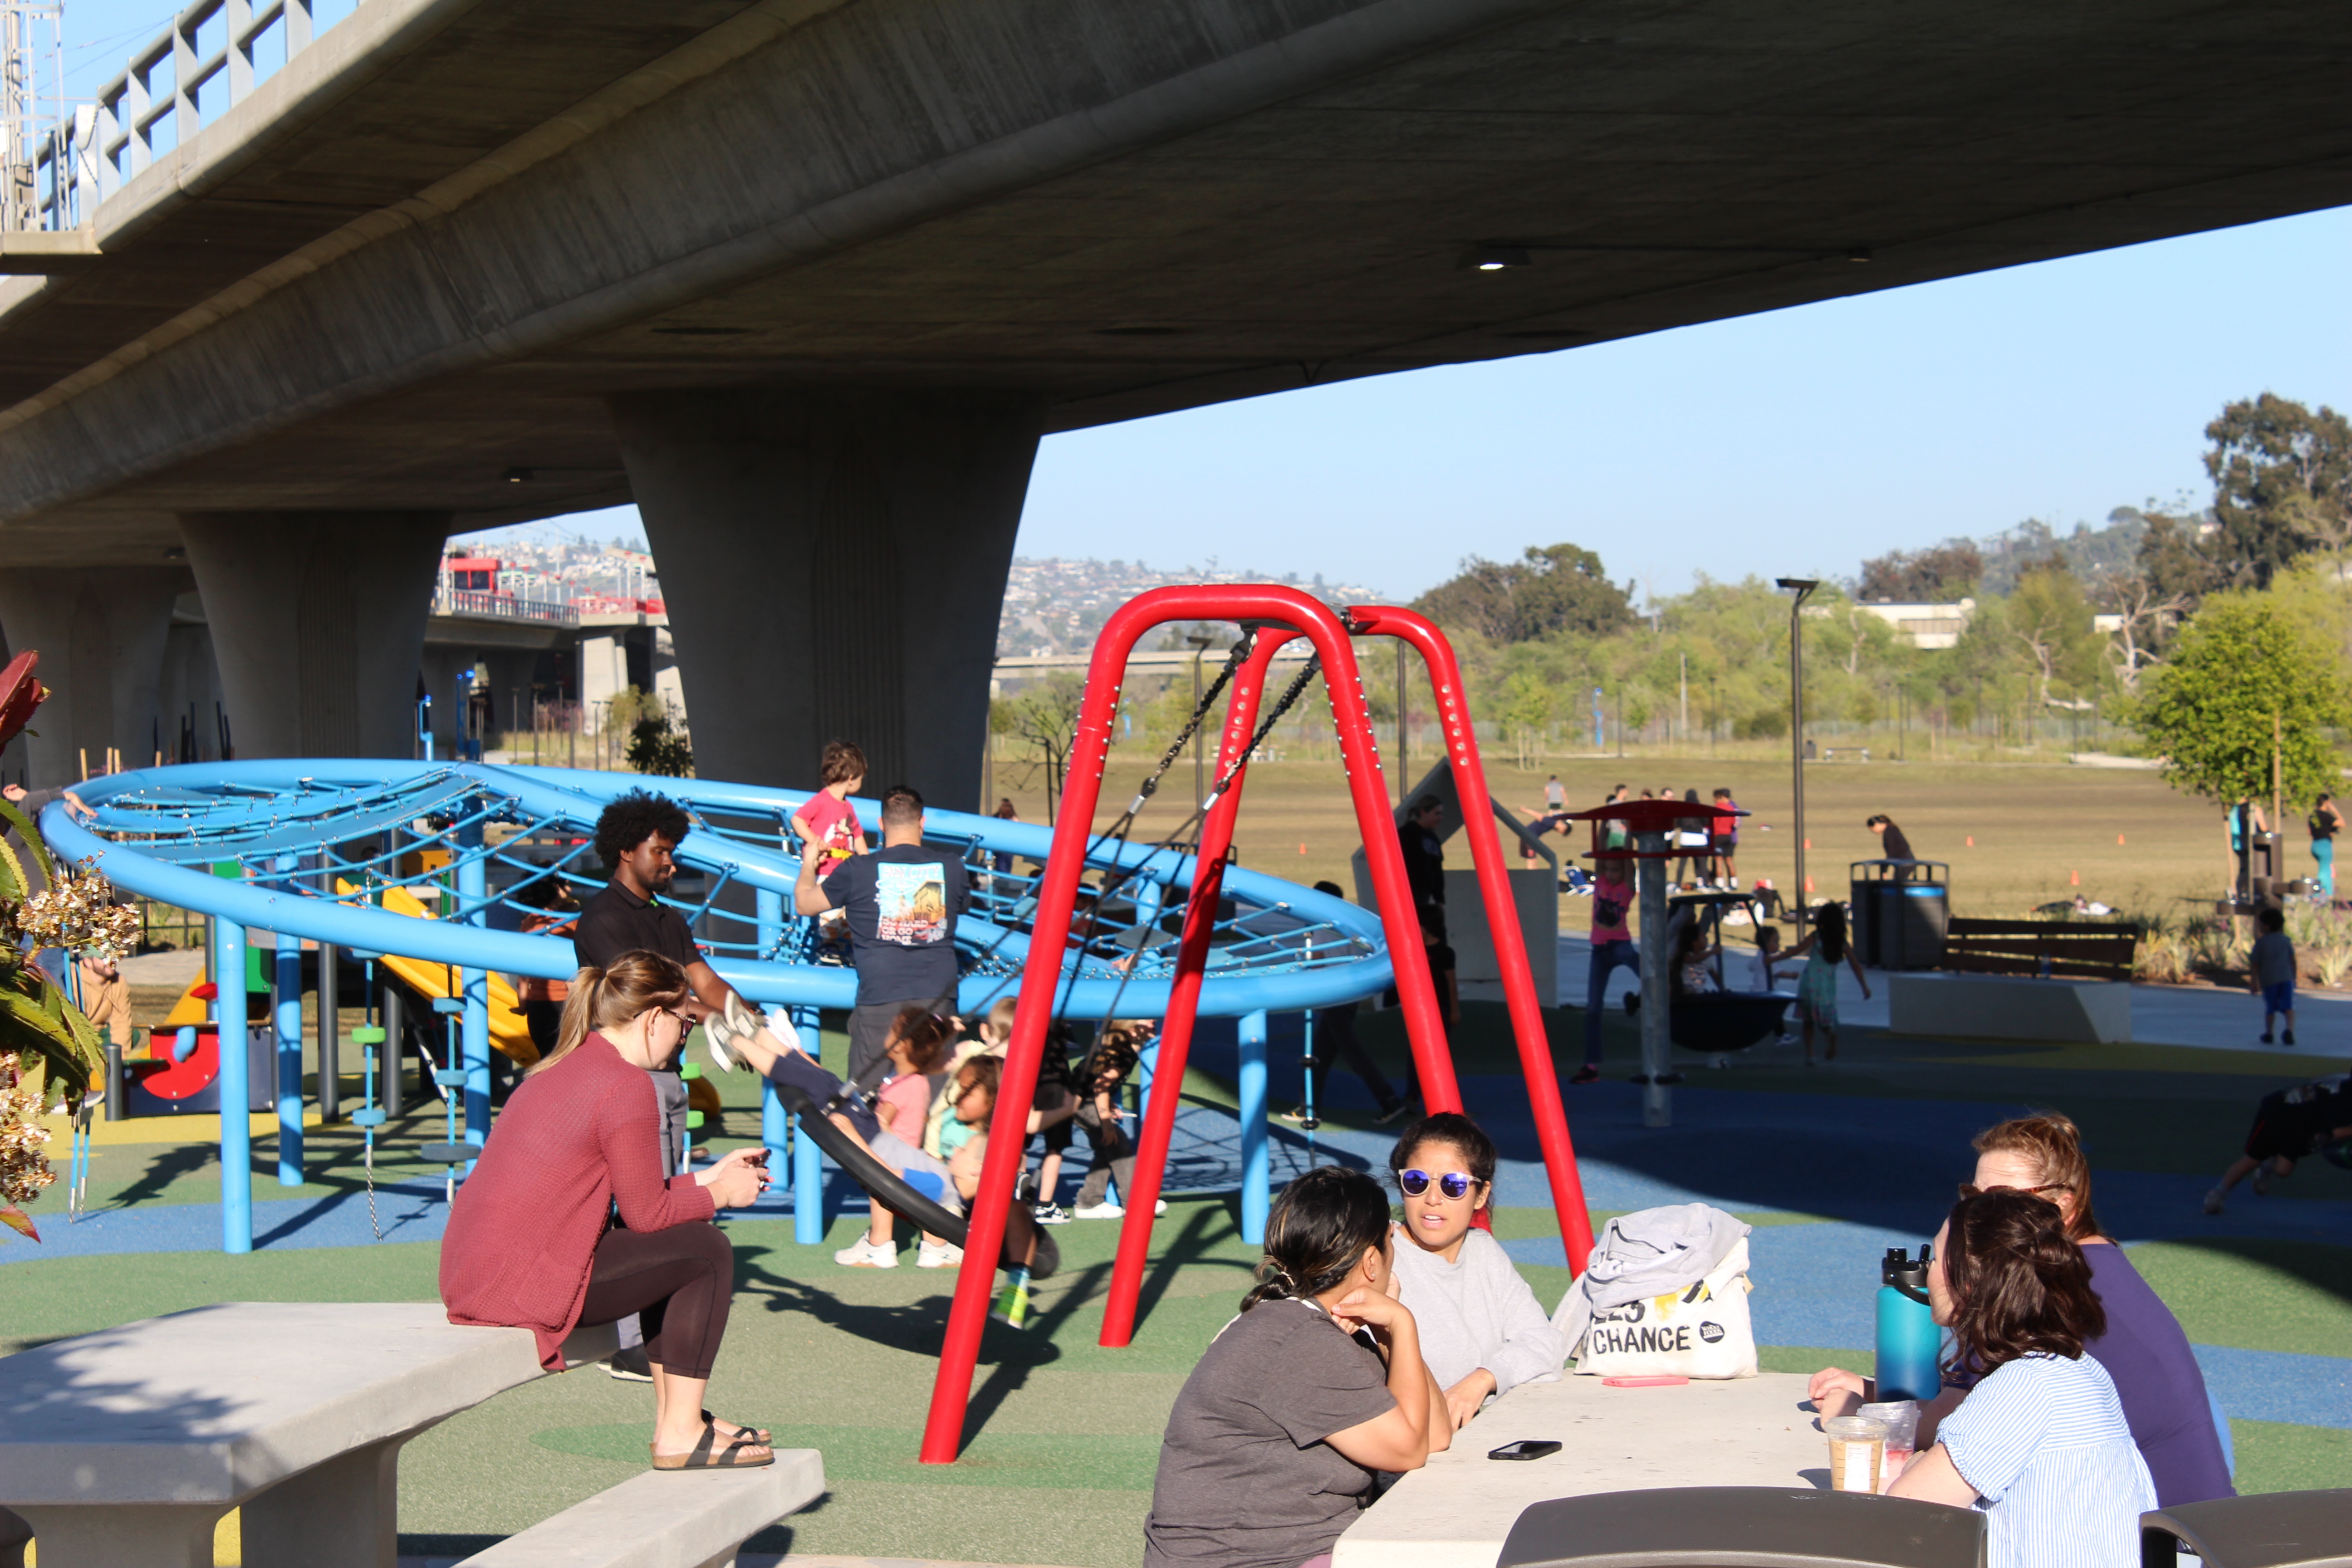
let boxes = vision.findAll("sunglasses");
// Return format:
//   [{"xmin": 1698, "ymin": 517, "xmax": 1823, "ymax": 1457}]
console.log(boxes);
[
  {"xmin": 1399, "ymin": 1169, "xmax": 1478, "ymax": 1201},
  {"xmin": 1957, "ymin": 1181, "xmax": 2069, "ymax": 1200}
]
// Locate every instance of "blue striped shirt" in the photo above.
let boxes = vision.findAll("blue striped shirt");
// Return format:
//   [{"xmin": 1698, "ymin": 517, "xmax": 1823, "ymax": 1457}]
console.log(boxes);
[{"xmin": 1941, "ymin": 1352, "xmax": 2156, "ymax": 1568}]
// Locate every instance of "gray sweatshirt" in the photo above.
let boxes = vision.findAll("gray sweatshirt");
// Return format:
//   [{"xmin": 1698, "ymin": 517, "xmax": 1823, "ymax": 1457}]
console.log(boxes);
[{"xmin": 1387, "ymin": 1225, "xmax": 1565, "ymax": 1397}]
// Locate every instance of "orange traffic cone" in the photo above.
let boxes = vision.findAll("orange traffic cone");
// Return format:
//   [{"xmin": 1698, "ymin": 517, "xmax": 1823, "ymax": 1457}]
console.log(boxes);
[
  {"xmin": 2118, "ymin": 833, "xmax": 2126, "ymax": 846},
  {"xmin": 1803, "ymin": 838, "xmax": 1813, "ymax": 850},
  {"xmin": 2070, "ymin": 868, "xmax": 2080, "ymax": 887},
  {"xmin": 1803, "ymin": 874, "xmax": 1816, "ymax": 894},
  {"xmin": 1298, "ymin": 843, "xmax": 1308, "ymax": 855},
  {"xmin": 1966, "ymin": 835, "xmax": 1975, "ymax": 848}
]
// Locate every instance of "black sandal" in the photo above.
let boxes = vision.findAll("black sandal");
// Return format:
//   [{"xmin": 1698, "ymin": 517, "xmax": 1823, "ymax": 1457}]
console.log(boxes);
[
  {"xmin": 650, "ymin": 1417, "xmax": 774, "ymax": 1470},
  {"xmin": 704, "ymin": 1408, "xmax": 770, "ymax": 1444}
]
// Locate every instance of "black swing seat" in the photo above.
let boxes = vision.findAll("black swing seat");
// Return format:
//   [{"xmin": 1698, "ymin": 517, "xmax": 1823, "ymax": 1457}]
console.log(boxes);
[
  {"xmin": 771, "ymin": 1082, "xmax": 1058, "ymax": 1278},
  {"xmin": 1668, "ymin": 990, "xmax": 1795, "ymax": 1054}
]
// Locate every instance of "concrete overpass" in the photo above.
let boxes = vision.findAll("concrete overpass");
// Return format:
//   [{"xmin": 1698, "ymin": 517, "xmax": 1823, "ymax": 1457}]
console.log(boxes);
[{"xmin": 0, "ymin": 0, "xmax": 2347, "ymax": 798}]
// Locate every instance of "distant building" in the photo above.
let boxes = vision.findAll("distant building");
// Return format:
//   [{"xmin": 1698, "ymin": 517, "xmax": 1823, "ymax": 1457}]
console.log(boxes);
[{"xmin": 1855, "ymin": 598, "xmax": 1975, "ymax": 650}]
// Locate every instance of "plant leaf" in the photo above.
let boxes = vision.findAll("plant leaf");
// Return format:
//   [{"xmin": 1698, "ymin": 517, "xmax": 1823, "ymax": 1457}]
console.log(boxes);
[
  {"xmin": 0, "ymin": 795, "xmax": 55, "ymax": 886},
  {"xmin": 0, "ymin": 1206, "xmax": 40, "ymax": 1242}
]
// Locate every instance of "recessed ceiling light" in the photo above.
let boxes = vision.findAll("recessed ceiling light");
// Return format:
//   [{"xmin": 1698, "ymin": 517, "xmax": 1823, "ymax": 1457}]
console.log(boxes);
[
  {"xmin": 651, "ymin": 325, "xmax": 753, "ymax": 336},
  {"xmin": 1461, "ymin": 245, "xmax": 1533, "ymax": 271},
  {"xmin": 1847, "ymin": 248, "xmax": 1873, "ymax": 263},
  {"xmin": 1097, "ymin": 325, "xmax": 1188, "ymax": 337}
]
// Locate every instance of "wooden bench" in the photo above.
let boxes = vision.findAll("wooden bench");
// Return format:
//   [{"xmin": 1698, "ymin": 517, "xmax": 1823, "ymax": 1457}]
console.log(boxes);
[
  {"xmin": 0, "ymin": 1301, "xmax": 616, "ymax": 1568},
  {"xmin": 455, "ymin": 1452, "xmax": 824, "ymax": 1568},
  {"xmin": 1943, "ymin": 917, "xmax": 2137, "ymax": 981}
]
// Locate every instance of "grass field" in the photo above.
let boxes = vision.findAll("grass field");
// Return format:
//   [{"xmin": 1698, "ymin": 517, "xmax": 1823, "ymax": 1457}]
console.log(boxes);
[{"xmin": 986, "ymin": 754, "xmax": 2246, "ymax": 925}]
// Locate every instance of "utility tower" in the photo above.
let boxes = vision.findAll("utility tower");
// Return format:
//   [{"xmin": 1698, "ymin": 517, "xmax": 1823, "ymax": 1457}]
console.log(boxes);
[{"xmin": 0, "ymin": 0, "xmax": 61, "ymax": 232}]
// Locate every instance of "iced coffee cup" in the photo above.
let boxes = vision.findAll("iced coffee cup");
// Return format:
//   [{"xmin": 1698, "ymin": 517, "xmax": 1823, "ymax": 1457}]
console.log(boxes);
[
  {"xmin": 1824, "ymin": 1415, "xmax": 1889, "ymax": 1494},
  {"xmin": 1857, "ymin": 1400, "xmax": 1921, "ymax": 1492}
]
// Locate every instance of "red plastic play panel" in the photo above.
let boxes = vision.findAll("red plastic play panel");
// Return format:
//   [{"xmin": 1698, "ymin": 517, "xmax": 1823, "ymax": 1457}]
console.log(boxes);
[{"xmin": 139, "ymin": 1028, "xmax": 219, "ymax": 1100}]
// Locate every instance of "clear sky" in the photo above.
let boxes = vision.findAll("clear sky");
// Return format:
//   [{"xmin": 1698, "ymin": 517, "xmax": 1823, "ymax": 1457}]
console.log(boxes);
[
  {"xmin": 518, "ymin": 207, "xmax": 2352, "ymax": 604},
  {"xmin": 51, "ymin": 0, "xmax": 2352, "ymax": 603}
]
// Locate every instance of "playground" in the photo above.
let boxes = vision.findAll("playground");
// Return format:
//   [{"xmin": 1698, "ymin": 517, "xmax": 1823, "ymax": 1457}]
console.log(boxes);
[{"xmin": 2, "ymin": 588, "xmax": 2347, "ymax": 1565}]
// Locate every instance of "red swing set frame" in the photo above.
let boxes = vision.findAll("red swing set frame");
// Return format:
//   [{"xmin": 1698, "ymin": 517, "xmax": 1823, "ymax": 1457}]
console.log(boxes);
[{"xmin": 920, "ymin": 584, "xmax": 1595, "ymax": 1462}]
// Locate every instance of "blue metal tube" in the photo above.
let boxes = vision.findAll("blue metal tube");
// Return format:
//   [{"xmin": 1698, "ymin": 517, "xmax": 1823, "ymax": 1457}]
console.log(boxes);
[
  {"xmin": 756, "ymin": 888, "xmax": 787, "ymax": 1166},
  {"xmin": 215, "ymin": 904, "xmax": 251, "ymax": 1253},
  {"xmin": 457, "ymin": 826, "xmax": 490, "ymax": 1154},
  {"xmin": 1239, "ymin": 1009, "xmax": 1269, "ymax": 1245},
  {"xmin": 791, "ymin": 1003, "xmax": 825, "ymax": 1245},
  {"xmin": 272, "ymin": 856, "xmax": 303, "ymax": 1186}
]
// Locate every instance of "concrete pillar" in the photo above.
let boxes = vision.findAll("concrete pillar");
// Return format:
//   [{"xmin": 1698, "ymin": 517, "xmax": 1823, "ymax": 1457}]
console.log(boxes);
[
  {"xmin": 474, "ymin": 650, "xmax": 542, "ymax": 738},
  {"xmin": 0, "ymin": 567, "xmax": 186, "ymax": 786},
  {"xmin": 178, "ymin": 513, "xmax": 449, "ymax": 759},
  {"xmin": 609, "ymin": 389, "xmax": 1045, "ymax": 801}
]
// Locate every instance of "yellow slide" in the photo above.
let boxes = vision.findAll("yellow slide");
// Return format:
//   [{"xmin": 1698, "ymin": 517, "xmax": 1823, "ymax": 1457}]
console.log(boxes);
[{"xmin": 338, "ymin": 882, "xmax": 539, "ymax": 1064}]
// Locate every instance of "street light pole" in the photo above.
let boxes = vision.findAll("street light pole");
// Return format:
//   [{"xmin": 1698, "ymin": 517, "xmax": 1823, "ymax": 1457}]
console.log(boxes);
[
  {"xmin": 1187, "ymin": 632, "xmax": 1215, "ymax": 809},
  {"xmin": 1777, "ymin": 578, "xmax": 1819, "ymax": 922}
]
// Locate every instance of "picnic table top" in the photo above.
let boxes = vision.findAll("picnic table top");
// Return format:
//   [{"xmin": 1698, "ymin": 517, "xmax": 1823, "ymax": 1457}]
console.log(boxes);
[{"xmin": 0, "ymin": 1301, "xmax": 611, "ymax": 1506}]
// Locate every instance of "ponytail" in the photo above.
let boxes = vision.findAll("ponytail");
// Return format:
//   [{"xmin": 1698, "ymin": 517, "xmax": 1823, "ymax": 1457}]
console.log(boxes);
[
  {"xmin": 1239, "ymin": 1165, "xmax": 1392, "ymax": 1312},
  {"xmin": 526, "ymin": 950, "xmax": 691, "ymax": 1075}
]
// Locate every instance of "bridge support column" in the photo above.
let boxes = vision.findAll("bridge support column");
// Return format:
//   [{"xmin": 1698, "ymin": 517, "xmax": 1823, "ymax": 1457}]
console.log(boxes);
[
  {"xmin": 610, "ymin": 389, "xmax": 1046, "ymax": 803},
  {"xmin": 178, "ymin": 512, "xmax": 449, "ymax": 760},
  {"xmin": 0, "ymin": 567, "xmax": 186, "ymax": 786}
]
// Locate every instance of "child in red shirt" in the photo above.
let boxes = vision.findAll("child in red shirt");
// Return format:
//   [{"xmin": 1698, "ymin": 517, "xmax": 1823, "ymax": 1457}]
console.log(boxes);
[{"xmin": 789, "ymin": 740, "xmax": 868, "ymax": 886}]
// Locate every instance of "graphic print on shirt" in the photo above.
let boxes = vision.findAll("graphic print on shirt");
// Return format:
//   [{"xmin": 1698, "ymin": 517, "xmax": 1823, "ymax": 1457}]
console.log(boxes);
[
  {"xmin": 875, "ymin": 861, "xmax": 950, "ymax": 945},
  {"xmin": 1592, "ymin": 886, "xmax": 1629, "ymax": 935}
]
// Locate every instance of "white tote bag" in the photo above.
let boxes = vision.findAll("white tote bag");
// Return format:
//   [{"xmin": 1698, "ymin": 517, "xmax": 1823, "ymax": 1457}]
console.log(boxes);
[{"xmin": 1572, "ymin": 1235, "xmax": 1758, "ymax": 1380}]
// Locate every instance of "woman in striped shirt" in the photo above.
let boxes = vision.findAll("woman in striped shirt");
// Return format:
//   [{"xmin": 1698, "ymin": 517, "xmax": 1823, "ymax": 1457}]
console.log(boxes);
[{"xmin": 1888, "ymin": 1189, "xmax": 2155, "ymax": 1567}]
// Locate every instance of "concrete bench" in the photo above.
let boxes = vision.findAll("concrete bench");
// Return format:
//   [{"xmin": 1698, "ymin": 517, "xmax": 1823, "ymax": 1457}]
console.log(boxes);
[
  {"xmin": 0, "ymin": 1300, "xmax": 616, "ymax": 1568},
  {"xmin": 1888, "ymin": 971, "xmax": 2131, "ymax": 1044},
  {"xmin": 456, "ymin": 1450, "xmax": 825, "ymax": 1568}
]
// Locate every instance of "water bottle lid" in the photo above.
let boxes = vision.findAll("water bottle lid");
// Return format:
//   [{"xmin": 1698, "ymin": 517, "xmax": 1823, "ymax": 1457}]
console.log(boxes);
[{"xmin": 1882, "ymin": 1245, "xmax": 1932, "ymax": 1301}]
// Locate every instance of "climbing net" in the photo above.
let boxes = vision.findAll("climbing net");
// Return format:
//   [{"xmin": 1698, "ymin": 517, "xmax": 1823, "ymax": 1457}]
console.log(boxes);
[{"xmin": 49, "ymin": 760, "xmax": 1391, "ymax": 1018}]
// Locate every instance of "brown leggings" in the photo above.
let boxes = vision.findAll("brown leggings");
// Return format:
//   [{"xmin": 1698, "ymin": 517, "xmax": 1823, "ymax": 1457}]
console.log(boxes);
[{"xmin": 578, "ymin": 1221, "xmax": 734, "ymax": 1380}]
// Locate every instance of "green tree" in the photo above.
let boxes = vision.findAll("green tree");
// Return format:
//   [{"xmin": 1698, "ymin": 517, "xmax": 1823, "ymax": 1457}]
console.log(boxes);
[
  {"xmin": 1412, "ymin": 544, "xmax": 1634, "ymax": 644},
  {"xmin": 2200, "ymin": 393, "xmax": 2352, "ymax": 591},
  {"xmin": 1498, "ymin": 670, "xmax": 1553, "ymax": 770},
  {"xmin": 1858, "ymin": 541, "xmax": 1981, "ymax": 602},
  {"xmin": 2128, "ymin": 596, "xmax": 2349, "ymax": 807},
  {"xmin": 2005, "ymin": 558, "xmax": 2105, "ymax": 706},
  {"xmin": 991, "ymin": 671, "xmax": 1089, "ymax": 817}
]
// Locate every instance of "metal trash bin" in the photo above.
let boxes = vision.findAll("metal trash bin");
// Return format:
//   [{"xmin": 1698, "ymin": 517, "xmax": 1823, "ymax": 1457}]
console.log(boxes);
[
  {"xmin": 2141, "ymin": 1488, "xmax": 2352, "ymax": 1567},
  {"xmin": 1499, "ymin": 1487, "xmax": 1985, "ymax": 1568},
  {"xmin": 1850, "ymin": 860, "xmax": 1949, "ymax": 970}
]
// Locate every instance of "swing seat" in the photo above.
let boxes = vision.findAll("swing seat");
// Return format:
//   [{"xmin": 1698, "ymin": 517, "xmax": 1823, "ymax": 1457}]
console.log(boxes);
[{"xmin": 1668, "ymin": 991, "xmax": 1793, "ymax": 1055}]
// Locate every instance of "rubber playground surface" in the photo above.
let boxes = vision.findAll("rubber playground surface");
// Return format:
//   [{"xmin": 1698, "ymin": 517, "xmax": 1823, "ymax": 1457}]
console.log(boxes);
[{"xmin": 7, "ymin": 987, "xmax": 2349, "ymax": 1567}]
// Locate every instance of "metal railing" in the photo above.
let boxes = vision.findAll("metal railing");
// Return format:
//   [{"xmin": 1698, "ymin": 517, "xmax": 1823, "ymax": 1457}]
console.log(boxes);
[
  {"xmin": 25, "ymin": 0, "xmax": 349, "ymax": 232},
  {"xmin": 429, "ymin": 587, "xmax": 580, "ymax": 626}
]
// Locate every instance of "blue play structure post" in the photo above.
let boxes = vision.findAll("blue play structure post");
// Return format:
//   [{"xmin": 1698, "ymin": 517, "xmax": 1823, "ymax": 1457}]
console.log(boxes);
[
  {"xmin": 457, "ymin": 826, "xmax": 490, "ymax": 1155},
  {"xmin": 756, "ymin": 887, "xmax": 787, "ymax": 1165},
  {"xmin": 1239, "ymin": 1008, "xmax": 1269, "ymax": 1244},
  {"xmin": 790, "ymin": 1001, "xmax": 825, "ymax": 1245},
  {"xmin": 212, "ymin": 877, "xmax": 252, "ymax": 1254},
  {"xmin": 272, "ymin": 859, "xmax": 304, "ymax": 1187}
]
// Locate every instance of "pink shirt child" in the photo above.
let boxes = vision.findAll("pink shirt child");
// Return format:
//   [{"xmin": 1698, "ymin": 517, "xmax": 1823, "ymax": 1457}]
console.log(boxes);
[
  {"xmin": 796, "ymin": 790, "xmax": 862, "ymax": 883},
  {"xmin": 876, "ymin": 1070, "xmax": 931, "ymax": 1137}
]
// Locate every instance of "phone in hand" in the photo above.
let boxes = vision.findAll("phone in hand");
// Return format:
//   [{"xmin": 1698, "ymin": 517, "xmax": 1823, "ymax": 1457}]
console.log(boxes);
[{"xmin": 1487, "ymin": 1440, "xmax": 1561, "ymax": 1462}]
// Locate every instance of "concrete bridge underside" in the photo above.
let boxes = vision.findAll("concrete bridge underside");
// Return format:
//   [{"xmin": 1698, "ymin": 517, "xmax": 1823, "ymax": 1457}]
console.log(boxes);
[{"xmin": 0, "ymin": 0, "xmax": 2346, "ymax": 797}]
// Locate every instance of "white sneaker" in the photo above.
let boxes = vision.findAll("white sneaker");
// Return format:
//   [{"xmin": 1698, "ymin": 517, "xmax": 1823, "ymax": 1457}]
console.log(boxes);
[
  {"xmin": 916, "ymin": 1239, "xmax": 964, "ymax": 1269},
  {"xmin": 704, "ymin": 1014, "xmax": 740, "ymax": 1074},
  {"xmin": 834, "ymin": 1232, "xmax": 897, "ymax": 1268},
  {"xmin": 2252, "ymin": 1165, "xmax": 2274, "ymax": 1197},
  {"xmin": 1073, "ymin": 1200, "xmax": 1125, "ymax": 1219},
  {"xmin": 2202, "ymin": 1187, "xmax": 2226, "ymax": 1216}
]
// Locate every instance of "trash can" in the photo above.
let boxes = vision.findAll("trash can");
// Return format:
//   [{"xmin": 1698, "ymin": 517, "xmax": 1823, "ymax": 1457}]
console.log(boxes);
[
  {"xmin": 1850, "ymin": 860, "xmax": 1949, "ymax": 970},
  {"xmin": 1850, "ymin": 877, "xmax": 1891, "ymax": 966}
]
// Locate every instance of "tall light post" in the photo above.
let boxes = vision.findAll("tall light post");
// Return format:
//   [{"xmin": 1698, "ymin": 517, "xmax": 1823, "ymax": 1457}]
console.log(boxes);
[
  {"xmin": 1186, "ymin": 632, "xmax": 1215, "ymax": 808},
  {"xmin": 1777, "ymin": 578, "xmax": 1819, "ymax": 922}
]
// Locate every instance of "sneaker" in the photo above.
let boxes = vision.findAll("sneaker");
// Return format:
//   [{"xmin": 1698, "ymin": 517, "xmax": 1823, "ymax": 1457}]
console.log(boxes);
[
  {"xmin": 833, "ymin": 1232, "xmax": 897, "ymax": 1268},
  {"xmin": 1373, "ymin": 1101, "xmax": 1411, "ymax": 1126},
  {"xmin": 1569, "ymin": 1065, "xmax": 1600, "ymax": 1085},
  {"xmin": 2261, "ymin": 1033, "xmax": 2274, "ymax": 1044},
  {"xmin": 607, "ymin": 1344, "xmax": 652, "ymax": 1382},
  {"xmin": 2283, "ymin": 1029, "xmax": 2296, "ymax": 1046},
  {"xmin": 2252, "ymin": 1164, "xmax": 2274, "ymax": 1196},
  {"xmin": 1033, "ymin": 1202, "xmax": 1072, "ymax": 1225},
  {"xmin": 991, "ymin": 1274, "xmax": 1032, "ymax": 1328},
  {"xmin": 1278, "ymin": 1105, "xmax": 1313, "ymax": 1124},
  {"xmin": 2202, "ymin": 1187, "xmax": 2226, "ymax": 1215},
  {"xmin": 1073, "ymin": 1200, "xmax": 1126, "ymax": 1219},
  {"xmin": 916, "ymin": 1239, "xmax": 964, "ymax": 1269}
]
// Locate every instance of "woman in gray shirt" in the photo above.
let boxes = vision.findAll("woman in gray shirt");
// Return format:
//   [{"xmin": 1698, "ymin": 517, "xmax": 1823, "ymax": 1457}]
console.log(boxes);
[{"xmin": 1145, "ymin": 1167, "xmax": 1449, "ymax": 1568}]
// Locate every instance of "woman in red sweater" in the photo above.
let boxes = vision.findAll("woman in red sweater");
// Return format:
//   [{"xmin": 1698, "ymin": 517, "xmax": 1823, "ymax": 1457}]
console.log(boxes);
[{"xmin": 441, "ymin": 951, "xmax": 773, "ymax": 1470}]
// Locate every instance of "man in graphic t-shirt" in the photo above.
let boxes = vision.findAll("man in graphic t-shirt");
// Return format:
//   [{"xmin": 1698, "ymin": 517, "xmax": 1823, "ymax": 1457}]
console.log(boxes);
[{"xmin": 795, "ymin": 784, "xmax": 970, "ymax": 1088}]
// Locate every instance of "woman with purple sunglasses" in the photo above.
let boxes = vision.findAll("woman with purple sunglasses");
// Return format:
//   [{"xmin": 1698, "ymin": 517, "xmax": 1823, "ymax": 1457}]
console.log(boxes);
[{"xmin": 1386, "ymin": 1112, "xmax": 1566, "ymax": 1428}]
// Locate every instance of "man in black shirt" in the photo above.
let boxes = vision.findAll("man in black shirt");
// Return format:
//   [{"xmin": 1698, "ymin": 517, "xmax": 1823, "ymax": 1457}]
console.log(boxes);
[{"xmin": 794, "ymin": 784, "xmax": 969, "ymax": 1088}]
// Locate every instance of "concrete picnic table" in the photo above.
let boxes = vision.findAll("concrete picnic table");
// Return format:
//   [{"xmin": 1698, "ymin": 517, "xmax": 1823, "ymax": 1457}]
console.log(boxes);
[
  {"xmin": 0, "ymin": 1300, "xmax": 618, "ymax": 1568},
  {"xmin": 1335, "ymin": 1371, "xmax": 1831, "ymax": 1568}
]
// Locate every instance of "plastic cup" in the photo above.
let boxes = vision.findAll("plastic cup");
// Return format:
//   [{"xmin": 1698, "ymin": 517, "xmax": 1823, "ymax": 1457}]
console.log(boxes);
[
  {"xmin": 1857, "ymin": 1401, "xmax": 1921, "ymax": 1492},
  {"xmin": 1824, "ymin": 1416, "xmax": 1889, "ymax": 1494}
]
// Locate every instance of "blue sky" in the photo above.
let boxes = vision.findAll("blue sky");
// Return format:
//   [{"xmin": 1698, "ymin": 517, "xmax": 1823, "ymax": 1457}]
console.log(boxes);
[{"xmin": 51, "ymin": 0, "xmax": 2352, "ymax": 603}]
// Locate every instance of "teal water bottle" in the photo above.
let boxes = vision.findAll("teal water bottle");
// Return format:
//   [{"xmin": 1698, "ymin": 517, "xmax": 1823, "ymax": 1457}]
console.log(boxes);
[{"xmin": 1876, "ymin": 1245, "xmax": 1942, "ymax": 1403}]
